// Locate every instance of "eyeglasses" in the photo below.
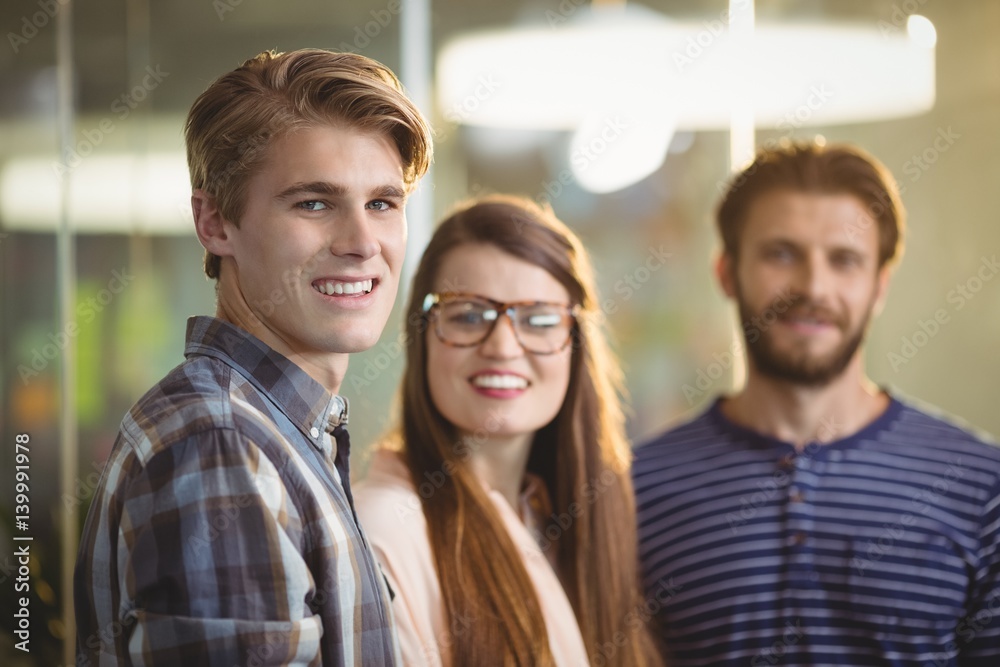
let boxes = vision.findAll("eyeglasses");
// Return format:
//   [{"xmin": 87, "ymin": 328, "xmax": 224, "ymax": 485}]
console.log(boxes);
[{"xmin": 422, "ymin": 292, "xmax": 579, "ymax": 355}]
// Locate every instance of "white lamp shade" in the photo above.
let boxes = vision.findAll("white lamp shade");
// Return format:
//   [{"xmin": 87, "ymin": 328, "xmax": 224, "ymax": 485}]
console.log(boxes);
[{"xmin": 437, "ymin": 9, "xmax": 935, "ymax": 131}]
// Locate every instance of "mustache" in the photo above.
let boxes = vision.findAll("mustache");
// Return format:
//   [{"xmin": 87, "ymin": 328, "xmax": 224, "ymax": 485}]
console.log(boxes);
[
  {"xmin": 734, "ymin": 286, "xmax": 862, "ymax": 335},
  {"xmin": 782, "ymin": 303, "xmax": 841, "ymax": 324}
]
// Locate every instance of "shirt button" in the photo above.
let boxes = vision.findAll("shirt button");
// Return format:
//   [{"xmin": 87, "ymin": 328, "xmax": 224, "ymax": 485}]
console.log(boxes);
[
  {"xmin": 789, "ymin": 488, "xmax": 803, "ymax": 503},
  {"xmin": 791, "ymin": 532, "xmax": 807, "ymax": 546},
  {"xmin": 310, "ymin": 427, "xmax": 320, "ymax": 438}
]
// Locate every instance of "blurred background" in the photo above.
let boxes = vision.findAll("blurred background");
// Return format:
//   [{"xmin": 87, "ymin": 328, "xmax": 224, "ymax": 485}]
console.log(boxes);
[{"xmin": 1, "ymin": 0, "xmax": 998, "ymax": 663}]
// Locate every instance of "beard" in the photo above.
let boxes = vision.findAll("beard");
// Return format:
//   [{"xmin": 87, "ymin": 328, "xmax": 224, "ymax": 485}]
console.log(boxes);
[{"xmin": 736, "ymin": 285, "xmax": 875, "ymax": 387}]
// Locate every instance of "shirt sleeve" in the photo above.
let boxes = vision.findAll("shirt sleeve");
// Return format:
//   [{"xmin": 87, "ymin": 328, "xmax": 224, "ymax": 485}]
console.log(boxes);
[
  {"xmin": 371, "ymin": 541, "xmax": 445, "ymax": 667},
  {"xmin": 355, "ymin": 472, "xmax": 447, "ymax": 667},
  {"xmin": 117, "ymin": 429, "xmax": 322, "ymax": 666},
  {"xmin": 959, "ymin": 477, "xmax": 1000, "ymax": 665}
]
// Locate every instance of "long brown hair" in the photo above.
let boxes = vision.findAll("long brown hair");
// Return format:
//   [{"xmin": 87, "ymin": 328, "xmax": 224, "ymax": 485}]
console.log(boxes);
[{"xmin": 397, "ymin": 194, "xmax": 663, "ymax": 666}]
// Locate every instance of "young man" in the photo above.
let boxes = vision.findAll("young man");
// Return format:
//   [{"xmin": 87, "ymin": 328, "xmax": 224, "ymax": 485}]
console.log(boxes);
[
  {"xmin": 634, "ymin": 141, "xmax": 1000, "ymax": 666},
  {"xmin": 75, "ymin": 49, "xmax": 432, "ymax": 665}
]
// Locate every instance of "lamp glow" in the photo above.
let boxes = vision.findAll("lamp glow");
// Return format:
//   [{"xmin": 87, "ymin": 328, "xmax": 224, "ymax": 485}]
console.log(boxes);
[
  {"xmin": 0, "ymin": 152, "xmax": 192, "ymax": 233},
  {"xmin": 437, "ymin": 10, "xmax": 936, "ymax": 130},
  {"xmin": 569, "ymin": 107, "xmax": 675, "ymax": 194},
  {"xmin": 907, "ymin": 14, "xmax": 937, "ymax": 48},
  {"xmin": 436, "ymin": 7, "xmax": 936, "ymax": 194}
]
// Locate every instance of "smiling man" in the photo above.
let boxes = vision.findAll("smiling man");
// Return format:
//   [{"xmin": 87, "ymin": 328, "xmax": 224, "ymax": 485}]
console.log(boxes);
[
  {"xmin": 633, "ymin": 141, "xmax": 1000, "ymax": 666},
  {"xmin": 74, "ymin": 50, "xmax": 431, "ymax": 666}
]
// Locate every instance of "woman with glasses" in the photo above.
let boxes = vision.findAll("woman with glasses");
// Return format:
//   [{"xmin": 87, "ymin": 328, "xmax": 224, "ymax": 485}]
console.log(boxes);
[{"xmin": 355, "ymin": 195, "xmax": 663, "ymax": 666}]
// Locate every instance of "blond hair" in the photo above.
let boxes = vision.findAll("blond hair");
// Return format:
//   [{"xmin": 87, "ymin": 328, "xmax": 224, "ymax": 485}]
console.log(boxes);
[{"xmin": 185, "ymin": 49, "xmax": 433, "ymax": 279}]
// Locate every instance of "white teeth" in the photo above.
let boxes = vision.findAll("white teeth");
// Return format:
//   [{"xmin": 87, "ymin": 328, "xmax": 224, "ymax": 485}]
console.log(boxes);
[
  {"xmin": 314, "ymin": 279, "xmax": 373, "ymax": 296},
  {"xmin": 471, "ymin": 374, "xmax": 528, "ymax": 390}
]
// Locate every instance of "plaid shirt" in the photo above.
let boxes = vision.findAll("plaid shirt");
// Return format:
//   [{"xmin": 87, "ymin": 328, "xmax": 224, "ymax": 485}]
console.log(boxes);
[{"xmin": 75, "ymin": 316, "xmax": 399, "ymax": 666}]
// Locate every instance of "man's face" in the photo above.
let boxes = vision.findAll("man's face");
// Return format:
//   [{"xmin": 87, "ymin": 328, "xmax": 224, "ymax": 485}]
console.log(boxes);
[
  {"xmin": 719, "ymin": 189, "xmax": 890, "ymax": 386},
  {"xmin": 221, "ymin": 124, "xmax": 407, "ymax": 363}
]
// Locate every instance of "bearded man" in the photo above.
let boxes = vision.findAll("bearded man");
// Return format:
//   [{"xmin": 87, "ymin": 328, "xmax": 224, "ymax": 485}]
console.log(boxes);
[{"xmin": 634, "ymin": 141, "xmax": 1000, "ymax": 667}]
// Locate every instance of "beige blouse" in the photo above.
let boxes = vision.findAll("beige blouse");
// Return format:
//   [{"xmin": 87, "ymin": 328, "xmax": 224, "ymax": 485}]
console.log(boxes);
[{"xmin": 354, "ymin": 449, "xmax": 590, "ymax": 666}]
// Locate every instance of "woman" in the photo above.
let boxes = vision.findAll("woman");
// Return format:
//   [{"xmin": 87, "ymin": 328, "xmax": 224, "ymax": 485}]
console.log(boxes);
[{"xmin": 355, "ymin": 195, "xmax": 663, "ymax": 666}]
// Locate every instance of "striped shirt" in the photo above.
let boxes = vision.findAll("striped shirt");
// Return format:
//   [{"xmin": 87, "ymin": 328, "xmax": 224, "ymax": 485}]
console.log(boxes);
[
  {"xmin": 75, "ymin": 316, "xmax": 398, "ymax": 666},
  {"xmin": 633, "ymin": 396, "xmax": 1000, "ymax": 666}
]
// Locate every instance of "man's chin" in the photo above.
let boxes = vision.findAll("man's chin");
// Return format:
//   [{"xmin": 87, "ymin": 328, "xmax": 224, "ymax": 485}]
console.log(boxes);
[
  {"xmin": 319, "ymin": 311, "xmax": 393, "ymax": 350},
  {"xmin": 327, "ymin": 335, "xmax": 384, "ymax": 355},
  {"xmin": 757, "ymin": 363, "xmax": 842, "ymax": 387},
  {"xmin": 749, "ymin": 346, "xmax": 858, "ymax": 387}
]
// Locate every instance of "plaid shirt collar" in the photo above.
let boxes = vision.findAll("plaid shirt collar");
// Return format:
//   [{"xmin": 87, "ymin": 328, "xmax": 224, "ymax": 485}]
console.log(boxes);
[{"xmin": 183, "ymin": 316, "xmax": 348, "ymax": 453}]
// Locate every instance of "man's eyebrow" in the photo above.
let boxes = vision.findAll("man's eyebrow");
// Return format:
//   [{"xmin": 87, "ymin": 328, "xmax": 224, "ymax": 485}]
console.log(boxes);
[
  {"xmin": 274, "ymin": 182, "xmax": 407, "ymax": 201},
  {"xmin": 758, "ymin": 237, "xmax": 799, "ymax": 248},
  {"xmin": 370, "ymin": 185, "xmax": 407, "ymax": 199},
  {"xmin": 275, "ymin": 182, "xmax": 347, "ymax": 200},
  {"xmin": 759, "ymin": 237, "xmax": 871, "ymax": 256}
]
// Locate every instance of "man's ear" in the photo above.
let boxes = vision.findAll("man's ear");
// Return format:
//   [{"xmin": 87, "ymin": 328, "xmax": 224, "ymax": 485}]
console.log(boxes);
[
  {"xmin": 715, "ymin": 252, "xmax": 737, "ymax": 299},
  {"xmin": 872, "ymin": 263, "xmax": 893, "ymax": 316},
  {"xmin": 192, "ymin": 189, "xmax": 235, "ymax": 257}
]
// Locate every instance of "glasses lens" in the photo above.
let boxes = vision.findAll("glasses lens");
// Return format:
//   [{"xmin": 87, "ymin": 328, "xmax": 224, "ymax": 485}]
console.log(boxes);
[
  {"xmin": 436, "ymin": 300, "xmax": 495, "ymax": 346},
  {"xmin": 513, "ymin": 304, "xmax": 573, "ymax": 353}
]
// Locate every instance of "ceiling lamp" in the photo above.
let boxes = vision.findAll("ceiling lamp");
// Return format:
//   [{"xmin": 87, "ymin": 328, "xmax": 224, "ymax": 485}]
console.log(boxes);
[
  {"xmin": 0, "ymin": 152, "xmax": 192, "ymax": 233},
  {"xmin": 437, "ymin": 4, "xmax": 936, "ymax": 192}
]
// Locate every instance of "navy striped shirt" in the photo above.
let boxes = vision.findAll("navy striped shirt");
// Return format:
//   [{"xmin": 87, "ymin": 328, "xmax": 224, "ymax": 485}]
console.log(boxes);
[{"xmin": 634, "ymin": 396, "xmax": 1000, "ymax": 666}]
